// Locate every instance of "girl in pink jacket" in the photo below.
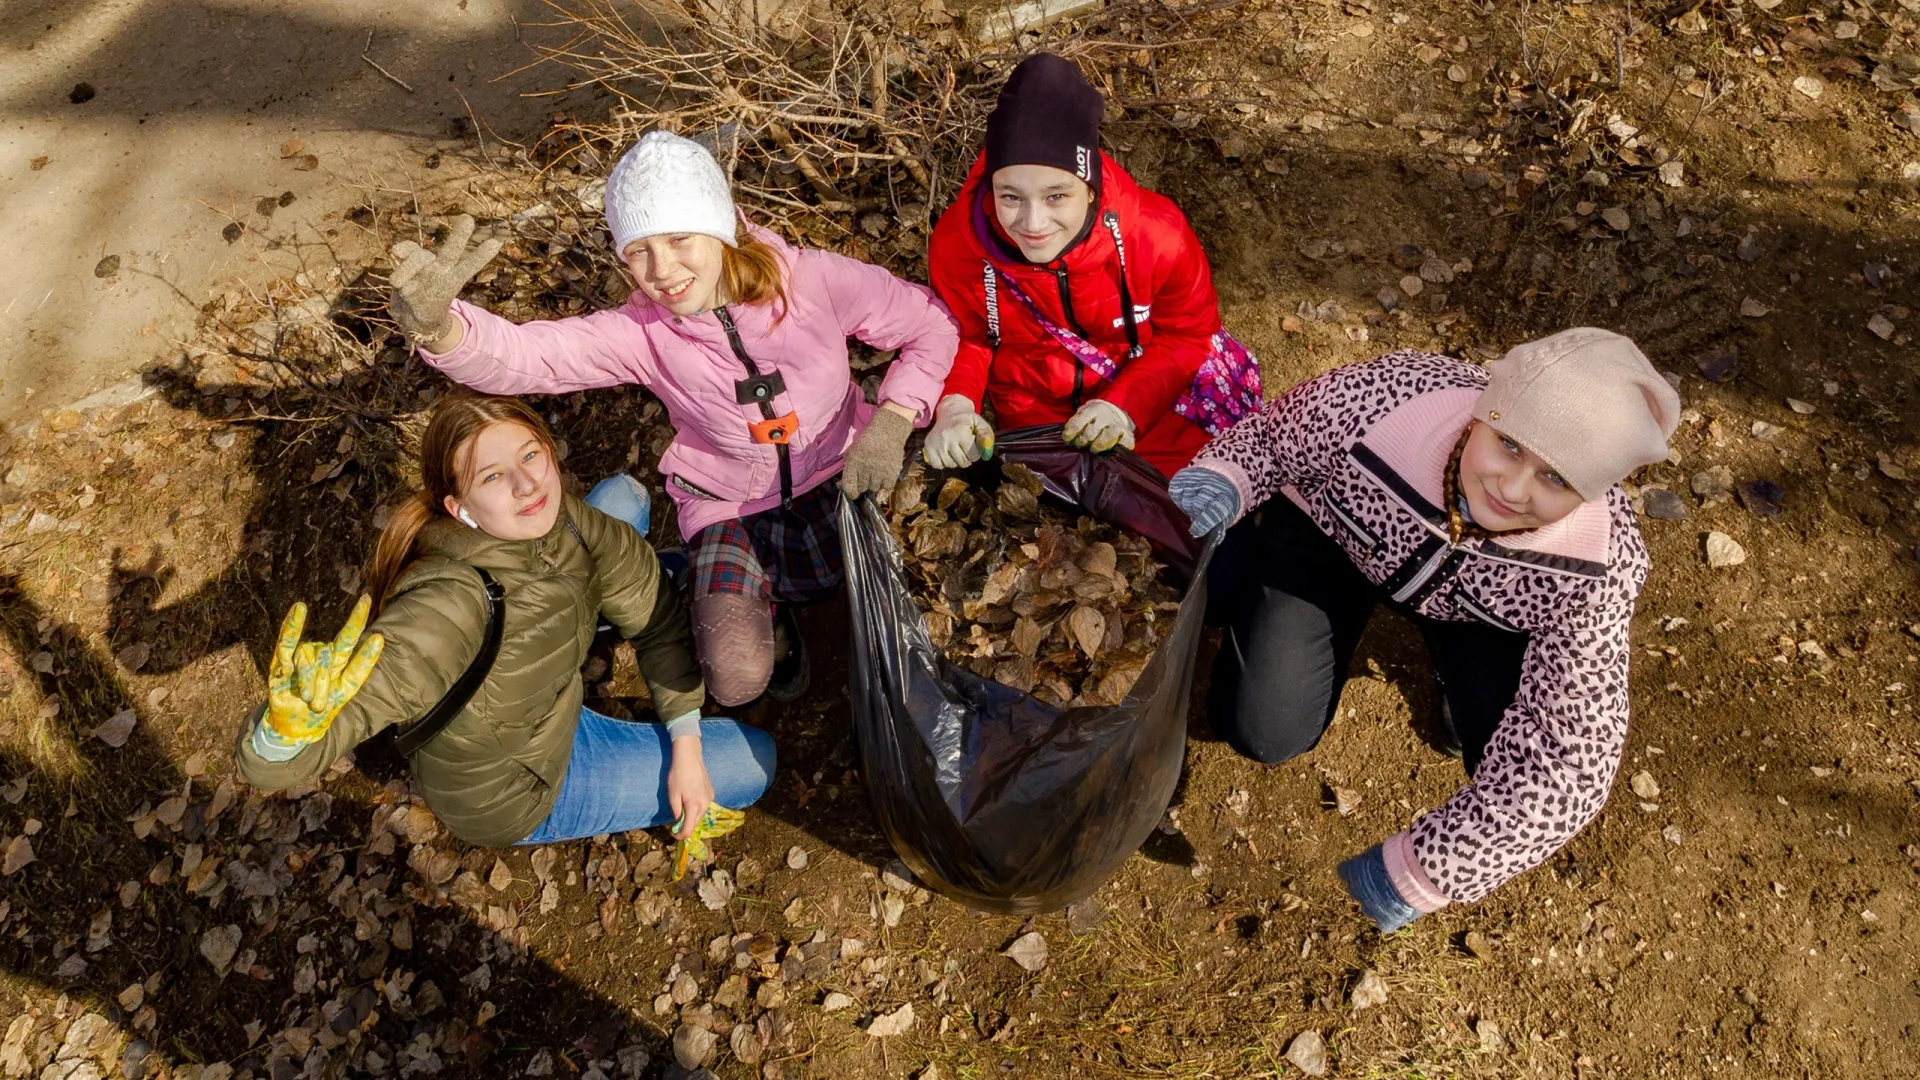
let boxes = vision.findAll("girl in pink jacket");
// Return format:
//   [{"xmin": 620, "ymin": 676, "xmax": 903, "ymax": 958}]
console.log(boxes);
[{"xmin": 387, "ymin": 132, "xmax": 961, "ymax": 705}]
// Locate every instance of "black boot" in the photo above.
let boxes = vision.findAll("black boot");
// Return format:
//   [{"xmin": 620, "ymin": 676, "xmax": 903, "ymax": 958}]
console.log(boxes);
[
  {"xmin": 767, "ymin": 603, "xmax": 810, "ymax": 702},
  {"xmin": 1435, "ymin": 689, "xmax": 1463, "ymax": 760}
]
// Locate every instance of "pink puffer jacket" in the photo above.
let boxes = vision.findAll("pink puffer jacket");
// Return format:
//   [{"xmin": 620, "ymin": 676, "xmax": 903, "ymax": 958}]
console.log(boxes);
[
  {"xmin": 1189, "ymin": 351, "xmax": 1651, "ymax": 907},
  {"xmin": 420, "ymin": 226, "xmax": 960, "ymax": 539}
]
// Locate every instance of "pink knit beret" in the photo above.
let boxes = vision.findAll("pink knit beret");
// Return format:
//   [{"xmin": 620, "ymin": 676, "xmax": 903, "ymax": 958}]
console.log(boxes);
[{"xmin": 1472, "ymin": 327, "xmax": 1681, "ymax": 501}]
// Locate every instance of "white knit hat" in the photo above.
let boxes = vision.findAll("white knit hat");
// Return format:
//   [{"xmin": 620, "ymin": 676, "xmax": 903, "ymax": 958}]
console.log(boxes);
[
  {"xmin": 1472, "ymin": 327, "xmax": 1681, "ymax": 501},
  {"xmin": 604, "ymin": 131, "xmax": 738, "ymax": 253}
]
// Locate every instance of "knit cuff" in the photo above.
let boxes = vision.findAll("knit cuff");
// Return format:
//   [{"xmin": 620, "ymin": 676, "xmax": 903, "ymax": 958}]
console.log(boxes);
[
  {"xmin": 1193, "ymin": 459, "xmax": 1254, "ymax": 524},
  {"xmin": 251, "ymin": 716, "xmax": 309, "ymax": 763},
  {"xmin": 414, "ymin": 304, "xmax": 477, "ymax": 361},
  {"xmin": 1384, "ymin": 830, "xmax": 1451, "ymax": 913},
  {"xmin": 664, "ymin": 710, "xmax": 703, "ymax": 741}
]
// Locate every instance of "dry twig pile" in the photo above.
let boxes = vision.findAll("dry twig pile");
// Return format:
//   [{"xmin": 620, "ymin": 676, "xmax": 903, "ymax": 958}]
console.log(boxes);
[
  {"xmin": 532, "ymin": 0, "xmax": 998, "ymax": 266},
  {"xmin": 530, "ymin": 0, "xmax": 1237, "ymax": 274}
]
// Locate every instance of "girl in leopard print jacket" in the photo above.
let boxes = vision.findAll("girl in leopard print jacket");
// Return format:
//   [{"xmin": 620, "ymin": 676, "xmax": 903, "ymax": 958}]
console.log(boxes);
[{"xmin": 1168, "ymin": 329, "xmax": 1680, "ymax": 931}]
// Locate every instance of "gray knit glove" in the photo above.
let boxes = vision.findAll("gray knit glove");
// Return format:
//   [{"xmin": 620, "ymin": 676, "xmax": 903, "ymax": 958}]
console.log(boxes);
[
  {"xmin": 1168, "ymin": 466, "xmax": 1241, "ymax": 537},
  {"xmin": 839, "ymin": 408, "xmax": 915, "ymax": 501},
  {"xmin": 388, "ymin": 215, "xmax": 502, "ymax": 347}
]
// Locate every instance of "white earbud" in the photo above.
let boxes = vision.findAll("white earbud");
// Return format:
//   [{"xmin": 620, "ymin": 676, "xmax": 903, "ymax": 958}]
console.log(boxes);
[{"xmin": 457, "ymin": 506, "xmax": 477, "ymax": 528}]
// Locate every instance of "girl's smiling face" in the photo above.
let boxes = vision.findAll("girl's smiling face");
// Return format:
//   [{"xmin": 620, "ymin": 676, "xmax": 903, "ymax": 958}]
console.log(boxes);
[
  {"xmin": 442, "ymin": 420, "xmax": 562, "ymax": 541},
  {"xmin": 623, "ymin": 233, "xmax": 727, "ymax": 315},
  {"xmin": 990, "ymin": 164, "xmax": 1095, "ymax": 263},
  {"xmin": 1458, "ymin": 421, "xmax": 1588, "ymax": 531}
]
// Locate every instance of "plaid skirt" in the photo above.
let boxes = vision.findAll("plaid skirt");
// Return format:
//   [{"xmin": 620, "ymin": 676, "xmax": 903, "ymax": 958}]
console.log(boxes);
[{"xmin": 688, "ymin": 479, "xmax": 844, "ymax": 603}]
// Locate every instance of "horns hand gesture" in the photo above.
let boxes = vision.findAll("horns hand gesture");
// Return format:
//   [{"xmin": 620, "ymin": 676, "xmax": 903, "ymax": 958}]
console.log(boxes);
[
  {"xmin": 388, "ymin": 214, "xmax": 502, "ymax": 348},
  {"xmin": 265, "ymin": 595, "xmax": 385, "ymax": 744}
]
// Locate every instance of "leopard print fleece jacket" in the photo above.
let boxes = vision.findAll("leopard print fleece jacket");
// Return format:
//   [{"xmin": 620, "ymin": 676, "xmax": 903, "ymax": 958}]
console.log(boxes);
[{"xmin": 1190, "ymin": 350, "xmax": 1651, "ymax": 907}]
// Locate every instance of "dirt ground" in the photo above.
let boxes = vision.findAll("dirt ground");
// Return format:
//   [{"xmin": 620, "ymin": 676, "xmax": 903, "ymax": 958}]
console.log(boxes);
[{"xmin": 3, "ymin": 1, "xmax": 1920, "ymax": 1078}]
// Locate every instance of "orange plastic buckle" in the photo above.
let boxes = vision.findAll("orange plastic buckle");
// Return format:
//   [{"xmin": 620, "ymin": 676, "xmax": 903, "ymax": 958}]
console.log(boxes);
[{"xmin": 750, "ymin": 413, "xmax": 796, "ymax": 445}]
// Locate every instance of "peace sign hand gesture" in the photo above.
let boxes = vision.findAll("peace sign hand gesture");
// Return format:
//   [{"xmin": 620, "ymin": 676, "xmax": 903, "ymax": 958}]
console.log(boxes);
[
  {"xmin": 265, "ymin": 595, "xmax": 386, "ymax": 744},
  {"xmin": 388, "ymin": 214, "xmax": 502, "ymax": 350}
]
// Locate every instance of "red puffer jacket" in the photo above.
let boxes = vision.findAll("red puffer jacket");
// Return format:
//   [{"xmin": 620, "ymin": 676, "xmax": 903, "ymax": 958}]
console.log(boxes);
[{"xmin": 927, "ymin": 151, "xmax": 1220, "ymax": 476}]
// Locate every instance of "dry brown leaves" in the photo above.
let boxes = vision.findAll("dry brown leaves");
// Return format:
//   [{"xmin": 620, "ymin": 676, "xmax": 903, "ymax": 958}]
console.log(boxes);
[{"xmin": 887, "ymin": 462, "xmax": 1179, "ymax": 707}]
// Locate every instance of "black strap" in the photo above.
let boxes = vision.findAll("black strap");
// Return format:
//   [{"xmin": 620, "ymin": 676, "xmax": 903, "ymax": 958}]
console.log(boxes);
[
  {"xmin": 391, "ymin": 567, "xmax": 505, "ymax": 757},
  {"xmin": 1055, "ymin": 268, "xmax": 1087, "ymax": 408},
  {"xmin": 715, "ymin": 306, "xmax": 796, "ymax": 511},
  {"xmin": 982, "ymin": 261, "xmax": 1002, "ymax": 348},
  {"xmin": 979, "ymin": 211, "xmax": 1143, "ymax": 365},
  {"xmin": 1102, "ymin": 211, "xmax": 1143, "ymax": 360}
]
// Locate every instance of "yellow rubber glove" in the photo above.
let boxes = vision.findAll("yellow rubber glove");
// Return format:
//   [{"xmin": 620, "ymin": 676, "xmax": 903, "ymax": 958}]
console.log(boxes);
[
  {"xmin": 265, "ymin": 595, "xmax": 386, "ymax": 744},
  {"xmin": 671, "ymin": 803, "xmax": 747, "ymax": 881}
]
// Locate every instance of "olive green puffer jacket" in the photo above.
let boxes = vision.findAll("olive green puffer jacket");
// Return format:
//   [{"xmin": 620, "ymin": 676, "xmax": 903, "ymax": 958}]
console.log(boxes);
[{"xmin": 235, "ymin": 493, "xmax": 703, "ymax": 846}]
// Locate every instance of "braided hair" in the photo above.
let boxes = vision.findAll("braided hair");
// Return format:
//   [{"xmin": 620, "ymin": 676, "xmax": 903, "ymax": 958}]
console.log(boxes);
[{"xmin": 1443, "ymin": 423, "xmax": 1495, "ymax": 545}]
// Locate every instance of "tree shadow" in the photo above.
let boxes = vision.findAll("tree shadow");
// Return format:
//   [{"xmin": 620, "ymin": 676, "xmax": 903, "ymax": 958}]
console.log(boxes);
[
  {"xmin": 107, "ymin": 312, "xmax": 893, "ymax": 870},
  {"xmin": 5, "ymin": 0, "xmax": 594, "ymax": 131},
  {"xmin": 0, "ymin": 571, "xmax": 662, "ymax": 1077},
  {"xmin": 1136, "ymin": 103, "xmax": 1920, "ymax": 469},
  {"xmin": 0, "ymin": 0, "xmax": 641, "ymax": 424},
  {"xmin": 3, "ymin": 278, "xmax": 865, "ymax": 1075}
]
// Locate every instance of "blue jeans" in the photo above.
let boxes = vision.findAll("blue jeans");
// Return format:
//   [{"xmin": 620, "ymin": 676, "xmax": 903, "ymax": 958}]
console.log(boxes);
[
  {"xmin": 585, "ymin": 473, "xmax": 651, "ymax": 535},
  {"xmin": 587, "ymin": 473, "xmax": 687, "ymax": 582},
  {"xmin": 518, "ymin": 475, "xmax": 777, "ymax": 844},
  {"xmin": 520, "ymin": 710, "xmax": 777, "ymax": 843}
]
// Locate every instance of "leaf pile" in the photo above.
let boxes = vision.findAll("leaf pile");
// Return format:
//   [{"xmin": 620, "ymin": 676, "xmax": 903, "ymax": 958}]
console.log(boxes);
[{"xmin": 887, "ymin": 462, "xmax": 1180, "ymax": 707}]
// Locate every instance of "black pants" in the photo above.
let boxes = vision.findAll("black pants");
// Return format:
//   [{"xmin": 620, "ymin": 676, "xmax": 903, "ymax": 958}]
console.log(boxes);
[{"xmin": 1205, "ymin": 498, "xmax": 1530, "ymax": 777}]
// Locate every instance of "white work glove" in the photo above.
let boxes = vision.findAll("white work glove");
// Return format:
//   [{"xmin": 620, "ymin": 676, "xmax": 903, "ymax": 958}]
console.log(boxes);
[
  {"xmin": 922, "ymin": 394, "xmax": 995, "ymax": 470},
  {"xmin": 1063, "ymin": 399, "xmax": 1136, "ymax": 453},
  {"xmin": 389, "ymin": 215, "xmax": 501, "ymax": 349}
]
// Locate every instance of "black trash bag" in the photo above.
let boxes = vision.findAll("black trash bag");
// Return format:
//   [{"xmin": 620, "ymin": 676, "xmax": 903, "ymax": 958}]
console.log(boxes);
[{"xmin": 841, "ymin": 425, "xmax": 1216, "ymax": 913}]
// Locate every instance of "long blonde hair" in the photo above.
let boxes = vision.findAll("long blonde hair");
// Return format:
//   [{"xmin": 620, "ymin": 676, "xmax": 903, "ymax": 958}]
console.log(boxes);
[
  {"xmin": 364, "ymin": 392, "xmax": 557, "ymax": 615},
  {"xmin": 721, "ymin": 236, "xmax": 791, "ymax": 320}
]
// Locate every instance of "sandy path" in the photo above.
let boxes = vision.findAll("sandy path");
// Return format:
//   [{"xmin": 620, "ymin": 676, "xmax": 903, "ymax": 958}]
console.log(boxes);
[{"xmin": 0, "ymin": 0, "xmax": 601, "ymax": 425}]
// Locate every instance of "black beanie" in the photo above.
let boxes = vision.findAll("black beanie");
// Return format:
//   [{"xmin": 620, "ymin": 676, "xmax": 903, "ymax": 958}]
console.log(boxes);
[{"xmin": 983, "ymin": 53, "xmax": 1104, "ymax": 190}]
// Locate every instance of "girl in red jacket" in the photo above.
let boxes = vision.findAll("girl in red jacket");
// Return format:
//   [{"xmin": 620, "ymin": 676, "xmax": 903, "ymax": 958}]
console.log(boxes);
[{"xmin": 923, "ymin": 53, "xmax": 1261, "ymax": 477}]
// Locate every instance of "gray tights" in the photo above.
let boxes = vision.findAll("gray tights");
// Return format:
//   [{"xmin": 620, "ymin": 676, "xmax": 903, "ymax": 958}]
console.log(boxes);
[{"xmin": 693, "ymin": 593, "xmax": 774, "ymax": 706}]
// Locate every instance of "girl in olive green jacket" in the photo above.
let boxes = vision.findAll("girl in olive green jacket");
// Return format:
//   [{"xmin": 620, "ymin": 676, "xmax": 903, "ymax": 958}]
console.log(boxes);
[{"xmin": 235, "ymin": 392, "xmax": 775, "ymax": 847}]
